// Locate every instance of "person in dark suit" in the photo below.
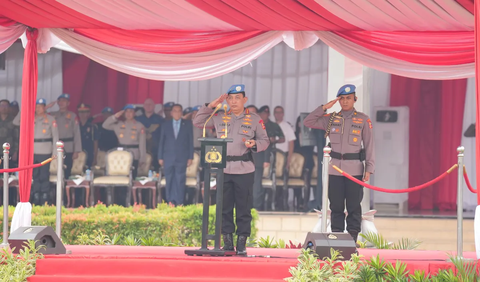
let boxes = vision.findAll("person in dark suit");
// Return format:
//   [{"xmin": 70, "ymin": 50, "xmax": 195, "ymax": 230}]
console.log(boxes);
[{"xmin": 158, "ymin": 104, "xmax": 194, "ymax": 206}]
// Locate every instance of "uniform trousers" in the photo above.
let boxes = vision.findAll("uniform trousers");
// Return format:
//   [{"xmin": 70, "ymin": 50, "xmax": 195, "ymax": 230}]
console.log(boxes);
[
  {"xmin": 32, "ymin": 154, "xmax": 51, "ymax": 194},
  {"xmin": 164, "ymin": 160, "xmax": 187, "ymax": 206},
  {"xmin": 222, "ymin": 172, "xmax": 255, "ymax": 236},
  {"xmin": 328, "ymin": 175, "xmax": 363, "ymax": 236},
  {"xmin": 64, "ymin": 153, "xmax": 73, "ymax": 179}
]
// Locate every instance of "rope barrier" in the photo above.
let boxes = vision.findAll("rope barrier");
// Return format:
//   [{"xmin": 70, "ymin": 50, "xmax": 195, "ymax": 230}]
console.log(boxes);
[
  {"xmin": 463, "ymin": 165, "xmax": 476, "ymax": 194},
  {"xmin": 0, "ymin": 157, "xmax": 53, "ymax": 173},
  {"xmin": 331, "ymin": 164, "xmax": 458, "ymax": 193}
]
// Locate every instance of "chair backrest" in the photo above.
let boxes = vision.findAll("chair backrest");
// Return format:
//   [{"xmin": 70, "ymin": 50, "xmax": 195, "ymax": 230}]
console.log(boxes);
[
  {"xmin": 311, "ymin": 154, "xmax": 318, "ymax": 179},
  {"xmin": 289, "ymin": 152, "xmax": 305, "ymax": 178},
  {"xmin": 106, "ymin": 149, "xmax": 133, "ymax": 176},
  {"xmin": 137, "ymin": 154, "xmax": 152, "ymax": 177},
  {"xmin": 71, "ymin": 151, "xmax": 87, "ymax": 175},
  {"xmin": 186, "ymin": 152, "xmax": 200, "ymax": 178},
  {"xmin": 96, "ymin": 150, "xmax": 106, "ymax": 169},
  {"xmin": 49, "ymin": 157, "xmax": 57, "ymax": 174},
  {"xmin": 275, "ymin": 150, "xmax": 287, "ymax": 178}
]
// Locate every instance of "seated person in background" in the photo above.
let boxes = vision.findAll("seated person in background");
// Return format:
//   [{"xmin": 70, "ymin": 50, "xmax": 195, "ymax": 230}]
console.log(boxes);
[
  {"xmin": 96, "ymin": 107, "xmax": 118, "ymax": 152},
  {"xmin": 137, "ymin": 98, "xmax": 164, "ymax": 171},
  {"xmin": 77, "ymin": 103, "xmax": 99, "ymax": 169}
]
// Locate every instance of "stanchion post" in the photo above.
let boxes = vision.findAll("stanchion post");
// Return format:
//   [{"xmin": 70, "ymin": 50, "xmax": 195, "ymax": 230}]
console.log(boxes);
[
  {"xmin": 456, "ymin": 146, "xmax": 465, "ymax": 258},
  {"xmin": 321, "ymin": 147, "xmax": 331, "ymax": 233},
  {"xmin": 1, "ymin": 143, "xmax": 10, "ymax": 248},
  {"xmin": 55, "ymin": 141, "xmax": 64, "ymax": 239}
]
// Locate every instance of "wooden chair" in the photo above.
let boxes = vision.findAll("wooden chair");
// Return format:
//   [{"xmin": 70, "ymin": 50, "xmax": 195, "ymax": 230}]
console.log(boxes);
[
  {"xmin": 65, "ymin": 151, "xmax": 89, "ymax": 207},
  {"xmin": 93, "ymin": 149, "xmax": 133, "ymax": 207},
  {"xmin": 286, "ymin": 152, "xmax": 308, "ymax": 211},
  {"xmin": 92, "ymin": 150, "xmax": 106, "ymax": 177},
  {"xmin": 262, "ymin": 149, "xmax": 288, "ymax": 211},
  {"xmin": 132, "ymin": 154, "xmax": 157, "ymax": 208},
  {"xmin": 185, "ymin": 152, "xmax": 201, "ymax": 204}
]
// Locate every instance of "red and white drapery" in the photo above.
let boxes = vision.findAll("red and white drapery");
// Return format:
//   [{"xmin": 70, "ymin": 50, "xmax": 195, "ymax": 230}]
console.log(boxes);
[{"xmin": 0, "ymin": 0, "xmax": 479, "ymax": 227}]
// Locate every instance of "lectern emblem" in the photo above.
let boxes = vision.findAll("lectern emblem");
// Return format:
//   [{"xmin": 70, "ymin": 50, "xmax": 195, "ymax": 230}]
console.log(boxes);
[
  {"xmin": 328, "ymin": 234, "xmax": 337, "ymax": 240},
  {"xmin": 205, "ymin": 146, "xmax": 222, "ymax": 163}
]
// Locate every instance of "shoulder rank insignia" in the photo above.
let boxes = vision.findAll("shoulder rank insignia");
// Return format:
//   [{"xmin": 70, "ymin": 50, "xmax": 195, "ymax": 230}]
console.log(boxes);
[
  {"xmin": 367, "ymin": 119, "xmax": 373, "ymax": 129},
  {"xmin": 52, "ymin": 121, "xmax": 57, "ymax": 127},
  {"xmin": 259, "ymin": 120, "xmax": 266, "ymax": 130}
]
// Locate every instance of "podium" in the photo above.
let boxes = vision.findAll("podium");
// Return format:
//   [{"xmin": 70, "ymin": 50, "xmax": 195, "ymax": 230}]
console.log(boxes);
[{"xmin": 185, "ymin": 137, "xmax": 235, "ymax": 256}]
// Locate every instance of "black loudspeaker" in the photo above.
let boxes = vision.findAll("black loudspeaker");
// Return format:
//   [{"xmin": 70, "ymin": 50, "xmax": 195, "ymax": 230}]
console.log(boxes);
[
  {"xmin": 9, "ymin": 226, "xmax": 66, "ymax": 254},
  {"xmin": 303, "ymin": 232, "xmax": 357, "ymax": 260}
]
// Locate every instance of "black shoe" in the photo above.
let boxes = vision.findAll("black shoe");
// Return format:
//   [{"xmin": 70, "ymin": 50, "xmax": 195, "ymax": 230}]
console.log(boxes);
[
  {"xmin": 236, "ymin": 235, "xmax": 248, "ymax": 256},
  {"xmin": 222, "ymin": 234, "xmax": 234, "ymax": 251},
  {"xmin": 349, "ymin": 232, "xmax": 358, "ymax": 244}
]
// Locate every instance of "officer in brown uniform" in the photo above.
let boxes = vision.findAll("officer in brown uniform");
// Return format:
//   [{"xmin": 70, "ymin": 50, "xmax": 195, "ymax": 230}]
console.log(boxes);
[
  {"xmin": 14, "ymin": 98, "xmax": 59, "ymax": 204},
  {"xmin": 193, "ymin": 84, "xmax": 270, "ymax": 255},
  {"xmin": 304, "ymin": 84, "xmax": 375, "ymax": 243},
  {"xmin": 103, "ymin": 104, "xmax": 146, "ymax": 179},
  {"xmin": 47, "ymin": 94, "xmax": 82, "ymax": 178}
]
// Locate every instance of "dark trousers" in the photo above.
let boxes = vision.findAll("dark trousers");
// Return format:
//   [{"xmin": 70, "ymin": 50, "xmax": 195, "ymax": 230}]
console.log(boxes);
[
  {"xmin": 32, "ymin": 154, "xmax": 51, "ymax": 194},
  {"xmin": 132, "ymin": 160, "xmax": 139, "ymax": 180},
  {"xmin": 252, "ymin": 166, "xmax": 265, "ymax": 210},
  {"xmin": 222, "ymin": 172, "xmax": 254, "ymax": 236},
  {"xmin": 328, "ymin": 175, "xmax": 363, "ymax": 235},
  {"xmin": 64, "ymin": 153, "xmax": 73, "ymax": 179},
  {"xmin": 164, "ymin": 161, "xmax": 187, "ymax": 205}
]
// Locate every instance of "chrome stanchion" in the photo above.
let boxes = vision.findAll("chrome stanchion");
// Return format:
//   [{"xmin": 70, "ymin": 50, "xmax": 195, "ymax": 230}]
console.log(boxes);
[
  {"xmin": 320, "ymin": 147, "xmax": 331, "ymax": 233},
  {"xmin": 1, "ymin": 143, "xmax": 10, "ymax": 248},
  {"xmin": 457, "ymin": 146, "xmax": 465, "ymax": 258},
  {"xmin": 55, "ymin": 141, "xmax": 64, "ymax": 239}
]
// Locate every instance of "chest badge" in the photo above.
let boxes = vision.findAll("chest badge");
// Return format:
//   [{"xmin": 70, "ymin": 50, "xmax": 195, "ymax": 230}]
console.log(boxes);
[
  {"xmin": 119, "ymin": 133, "xmax": 124, "ymax": 138},
  {"xmin": 42, "ymin": 129, "xmax": 46, "ymax": 133}
]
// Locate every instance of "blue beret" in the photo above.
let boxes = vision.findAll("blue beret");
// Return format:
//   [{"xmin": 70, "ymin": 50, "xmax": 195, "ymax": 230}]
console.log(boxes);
[
  {"xmin": 164, "ymin": 102, "xmax": 175, "ymax": 109},
  {"xmin": 58, "ymin": 93, "xmax": 70, "ymax": 100},
  {"xmin": 36, "ymin": 98, "xmax": 46, "ymax": 105},
  {"xmin": 102, "ymin": 107, "xmax": 113, "ymax": 113},
  {"xmin": 336, "ymin": 84, "xmax": 356, "ymax": 97},
  {"xmin": 183, "ymin": 107, "xmax": 192, "ymax": 115},
  {"xmin": 123, "ymin": 104, "xmax": 135, "ymax": 110},
  {"xmin": 227, "ymin": 84, "xmax": 245, "ymax": 94},
  {"xmin": 192, "ymin": 105, "xmax": 201, "ymax": 112},
  {"xmin": 10, "ymin": 101, "xmax": 18, "ymax": 107}
]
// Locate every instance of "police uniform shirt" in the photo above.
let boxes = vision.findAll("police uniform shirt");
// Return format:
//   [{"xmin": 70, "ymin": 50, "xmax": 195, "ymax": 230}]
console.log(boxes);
[
  {"xmin": 80, "ymin": 118, "xmax": 99, "ymax": 159},
  {"xmin": 303, "ymin": 106, "xmax": 375, "ymax": 176},
  {"xmin": 50, "ymin": 111, "xmax": 82, "ymax": 154},
  {"xmin": 14, "ymin": 113, "xmax": 59, "ymax": 155},
  {"xmin": 0, "ymin": 115, "xmax": 18, "ymax": 154},
  {"xmin": 103, "ymin": 115, "xmax": 146, "ymax": 163},
  {"xmin": 193, "ymin": 106, "xmax": 270, "ymax": 174}
]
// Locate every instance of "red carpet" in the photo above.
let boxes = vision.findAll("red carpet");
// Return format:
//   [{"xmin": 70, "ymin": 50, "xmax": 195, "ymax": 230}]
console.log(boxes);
[{"xmin": 27, "ymin": 246, "xmax": 477, "ymax": 281}]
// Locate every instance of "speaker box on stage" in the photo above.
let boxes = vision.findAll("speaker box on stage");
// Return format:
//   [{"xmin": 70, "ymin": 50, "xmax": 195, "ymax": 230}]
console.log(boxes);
[
  {"xmin": 303, "ymin": 232, "xmax": 357, "ymax": 260},
  {"xmin": 9, "ymin": 226, "xmax": 66, "ymax": 254}
]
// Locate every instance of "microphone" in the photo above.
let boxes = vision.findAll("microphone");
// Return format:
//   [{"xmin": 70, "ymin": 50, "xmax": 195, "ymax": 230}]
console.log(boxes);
[
  {"xmin": 223, "ymin": 104, "xmax": 228, "ymax": 138},
  {"xmin": 203, "ymin": 104, "xmax": 222, "ymax": 138}
]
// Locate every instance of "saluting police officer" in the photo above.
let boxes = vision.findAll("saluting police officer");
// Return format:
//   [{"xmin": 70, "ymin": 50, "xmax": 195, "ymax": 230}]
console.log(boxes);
[
  {"xmin": 103, "ymin": 104, "xmax": 146, "ymax": 179},
  {"xmin": 193, "ymin": 84, "xmax": 270, "ymax": 255},
  {"xmin": 78, "ymin": 103, "xmax": 99, "ymax": 169},
  {"xmin": 303, "ymin": 84, "xmax": 375, "ymax": 243},
  {"xmin": 14, "ymin": 98, "xmax": 59, "ymax": 204},
  {"xmin": 47, "ymin": 94, "xmax": 82, "ymax": 178}
]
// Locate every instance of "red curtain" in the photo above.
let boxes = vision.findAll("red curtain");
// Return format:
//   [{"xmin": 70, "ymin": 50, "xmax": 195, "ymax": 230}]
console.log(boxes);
[
  {"xmin": 62, "ymin": 52, "xmax": 164, "ymax": 115},
  {"xmin": 390, "ymin": 76, "xmax": 467, "ymax": 210},
  {"xmin": 18, "ymin": 29, "xmax": 38, "ymax": 202},
  {"xmin": 475, "ymin": 0, "xmax": 480, "ymax": 205}
]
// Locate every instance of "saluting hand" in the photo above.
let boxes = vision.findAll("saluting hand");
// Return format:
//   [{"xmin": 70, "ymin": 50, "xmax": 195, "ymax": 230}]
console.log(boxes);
[
  {"xmin": 46, "ymin": 101, "xmax": 56, "ymax": 109},
  {"xmin": 208, "ymin": 94, "xmax": 228, "ymax": 109},
  {"xmin": 114, "ymin": 110, "xmax": 125, "ymax": 119},
  {"xmin": 245, "ymin": 139, "xmax": 256, "ymax": 148},
  {"xmin": 322, "ymin": 98, "xmax": 340, "ymax": 111}
]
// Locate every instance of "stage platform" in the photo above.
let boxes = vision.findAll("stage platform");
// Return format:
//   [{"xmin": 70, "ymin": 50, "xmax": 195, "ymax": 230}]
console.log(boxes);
[{"xmin": 28, "ymin": 245, "xmax": 477, "ymax": 281}]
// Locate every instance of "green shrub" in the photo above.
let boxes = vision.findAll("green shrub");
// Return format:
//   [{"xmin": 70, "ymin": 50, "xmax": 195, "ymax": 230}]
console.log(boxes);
[
  {"xmin": 0, "ymin": 240, "xmax": 44, "ymax": 282},
  {"xmin": 0, "ymin": 203, "xmax": 258, "ymax": 246}
]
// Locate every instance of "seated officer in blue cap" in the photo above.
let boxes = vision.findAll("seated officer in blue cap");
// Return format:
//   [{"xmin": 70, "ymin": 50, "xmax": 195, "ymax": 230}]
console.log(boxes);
[
  {"xmin": 9, "ymin": 100, "xmax": 19, "ymax": 119},
  {"xmin": 103, "ymin": 104, "xmax": 146, "ymax": 182},
  {"xmin": 163, "ymin": 102, "xmax": 175, "ymax": 120},
  {"xmin": 13, "ymin": 98, "xmax": 59, "ymax": 204},
  {"xmin": 304, "ymin": 84, "xmax": 375, "ymax": 244},
  {"xmin": 96, "ymin": 107, "xmax": 118, "ymax": 152},
  {"xmin": 193, "ymin": 84, "xmax": 270, "ymax": 255}
]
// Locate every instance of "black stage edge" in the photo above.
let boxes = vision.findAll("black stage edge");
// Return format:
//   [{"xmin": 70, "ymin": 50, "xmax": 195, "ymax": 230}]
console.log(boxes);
[{"xmin": 185, "ymin": 138, "xmax": 235, "ymax": 257}]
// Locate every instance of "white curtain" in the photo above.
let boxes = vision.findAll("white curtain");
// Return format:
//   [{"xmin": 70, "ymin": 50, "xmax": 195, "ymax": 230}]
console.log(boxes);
[
  {"xmin": 164, "ymin": 41, "xmax": 329, "ymax": 125},
  {"xmin": 462, "ymin": 77, "xmax": 477, "ymax": 211},
  {"xmin": 0, "ymin": 42, "xmax": 63, "ymax": 104}
]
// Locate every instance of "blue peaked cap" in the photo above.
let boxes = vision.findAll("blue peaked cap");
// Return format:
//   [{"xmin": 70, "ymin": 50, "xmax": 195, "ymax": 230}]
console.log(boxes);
[
  {"xmin": 58, "ymin": 93, "xmax": 70, "ymax": 100},
  {"xmin": 36, "ymin": 98, "xmax": 46, "ymax": 105},
  {"xmin": 123, "ymin": 104, "xmax": 135, "ymax": 110},
  {"xmin": 164, "ymin": 102, "xmax": 175, "ymax": 109},
  {"xmin": 227, "ymin": 84, "xmax": 245, "ymax": 94},
  {"xmin": 183, "ymin": 107, "xmax": 192, "ymax": 115},
  {"xmin": 336, "ymin": 84, "xmax": 356, "ymax": 97},
  {"xmin": 102, "ymin": 107, "xmax": 113, "ymax": 113},
  {"xmin": 10, "ymin": 101, "xmax": 18, "ymax": 107},
  {"xmin": 192, "ymin": 105, "xmax": 201, "ymax": 111}
]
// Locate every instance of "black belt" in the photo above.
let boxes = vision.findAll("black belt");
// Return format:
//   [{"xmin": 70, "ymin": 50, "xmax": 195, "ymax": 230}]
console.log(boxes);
[
  {"xmin": 330, "ymin": 151, "xmax": 362, "ymax": 161},
  {"xmin": 119, "ymin": 144, "xmax": 139, "ymax": 149},
  {"xmin": 227, "ymin": 153, "xmax": 253, "ymax": 162},
  {"xmin": 34, "ymin": 138, "xmax": 52, "ymax": 143},
  {"xmin": 62, "ymin": 138, "xmax": 74, "ymax": 142}
]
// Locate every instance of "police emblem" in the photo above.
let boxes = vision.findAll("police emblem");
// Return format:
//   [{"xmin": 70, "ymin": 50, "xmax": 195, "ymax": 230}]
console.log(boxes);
[{"xmin": 205, "ymin": 146, "xmax": 222, "ymax": 163}]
